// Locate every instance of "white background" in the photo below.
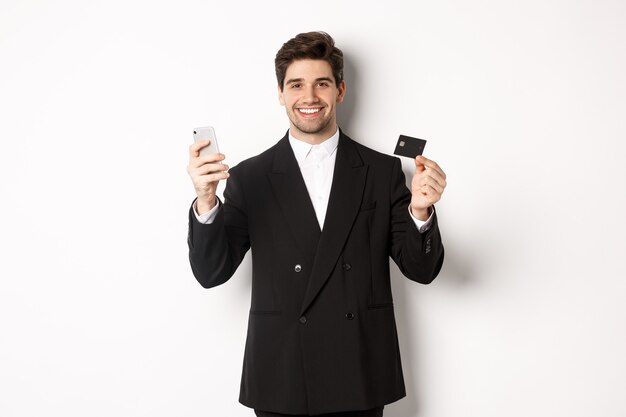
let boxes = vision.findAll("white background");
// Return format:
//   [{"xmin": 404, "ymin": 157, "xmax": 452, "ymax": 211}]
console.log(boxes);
[{"xmin": 1, "ymin": 1, "xmax": 625, "ymax": 416}]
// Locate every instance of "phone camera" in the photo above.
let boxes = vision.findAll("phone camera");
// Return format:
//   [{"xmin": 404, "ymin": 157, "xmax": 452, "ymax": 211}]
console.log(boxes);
[{"xmin": 193, "ymin": 130, "xmax": 197, "ymax": 135}]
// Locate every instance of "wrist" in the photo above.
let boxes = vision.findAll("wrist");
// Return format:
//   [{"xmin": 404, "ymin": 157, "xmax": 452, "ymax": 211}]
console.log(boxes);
[
  {"xmin": 410, "ymin": 206, "xmax": 430, "ymax": 221},
  {"xmin": 196, "ymin": 196, "xmax": 217, "ymax": 214}
]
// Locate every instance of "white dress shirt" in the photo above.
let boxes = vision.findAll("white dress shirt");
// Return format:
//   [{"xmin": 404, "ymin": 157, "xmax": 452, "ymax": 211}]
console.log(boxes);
[
  {"xmin": 194, "ymin": 129, "xmax": 434, "ymax": 232},
  {"xmin": 288, "ymin": 129, "xmax": 339, "ymax": 228}
]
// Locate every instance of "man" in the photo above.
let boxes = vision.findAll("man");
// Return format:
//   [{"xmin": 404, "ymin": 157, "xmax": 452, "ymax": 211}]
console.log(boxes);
[{"xmin": 187, "ymin": 32, "xmax": 446, "ymax": 417}]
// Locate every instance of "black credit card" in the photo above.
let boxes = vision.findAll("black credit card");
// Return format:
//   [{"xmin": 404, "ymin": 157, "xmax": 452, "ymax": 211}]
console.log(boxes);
[{"xmin": 393, "ymin": 135, "xmax": 427, "ymax": 158}]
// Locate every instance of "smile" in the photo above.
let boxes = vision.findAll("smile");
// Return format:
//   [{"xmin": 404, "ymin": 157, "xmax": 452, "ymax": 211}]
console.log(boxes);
[{"xmin": 297, "ymin": 107, "xmax": 322, "ymax": 115}]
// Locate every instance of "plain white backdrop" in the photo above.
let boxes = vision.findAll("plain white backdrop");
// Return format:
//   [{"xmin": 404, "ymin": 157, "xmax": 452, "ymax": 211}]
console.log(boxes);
[{"xmin": 1, "ymin": 1, "xmax": 625, "ymax": 416}]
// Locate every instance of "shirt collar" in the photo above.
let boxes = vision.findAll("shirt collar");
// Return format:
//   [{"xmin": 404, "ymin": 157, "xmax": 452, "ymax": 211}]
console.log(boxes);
[{"xmin": 288, "ymin": 128, "xmax": 340, "ymax": 165}]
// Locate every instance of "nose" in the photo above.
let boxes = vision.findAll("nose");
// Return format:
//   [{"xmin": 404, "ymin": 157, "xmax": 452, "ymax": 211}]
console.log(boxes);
[{"xmin": 302, "ymin": 84, "xmax": 319, "ymax": 104}]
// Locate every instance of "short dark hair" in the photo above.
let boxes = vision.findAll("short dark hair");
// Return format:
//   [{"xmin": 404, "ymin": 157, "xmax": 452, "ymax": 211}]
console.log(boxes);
[{"xmin": 275, "ymin": 31, "xmax": 344, "ymax": 91}]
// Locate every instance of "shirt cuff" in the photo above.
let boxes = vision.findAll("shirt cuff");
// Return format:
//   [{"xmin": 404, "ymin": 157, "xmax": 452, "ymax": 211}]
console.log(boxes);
[
  {"xmin": 408, "ymin": 206, "xmax": 434, "ymax": 233},
  {"xmin": 193, "ymin": 199, "xmax": 221, "ymax": 224}
]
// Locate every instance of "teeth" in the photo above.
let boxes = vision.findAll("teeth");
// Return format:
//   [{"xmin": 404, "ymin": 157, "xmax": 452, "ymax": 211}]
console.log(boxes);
[{"xmin": 298, "ymin": 108, "xmax": 321, "ymax": 114}]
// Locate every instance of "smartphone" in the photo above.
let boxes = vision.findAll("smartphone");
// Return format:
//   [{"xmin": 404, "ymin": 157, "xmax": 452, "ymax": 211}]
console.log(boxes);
[{"xmin": 193, "ymin": 126, "xmax": 220, "ymax": 157}]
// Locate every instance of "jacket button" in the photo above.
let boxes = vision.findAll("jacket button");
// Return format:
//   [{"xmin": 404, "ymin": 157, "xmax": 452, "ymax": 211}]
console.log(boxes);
[
  {"xmin": 345, "ymin": 312, "xmax": 355, "ymax": 320},
  {"xmin": 299, "ymin": 316, "xmax": 307, "ymax": 324},
  {"xmin": 294, "ymin": 264, "xmax": 302, "ymax": 272},
  {"xmin": 342, "ymin": 263, "xmax": 352, "ymax": 271}
]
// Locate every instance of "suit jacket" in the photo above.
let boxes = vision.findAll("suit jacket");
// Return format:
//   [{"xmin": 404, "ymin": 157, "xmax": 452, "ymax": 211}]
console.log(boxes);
[{"xmin": 187, "ymin": 131, "xmax": 444, "ymax": 415}]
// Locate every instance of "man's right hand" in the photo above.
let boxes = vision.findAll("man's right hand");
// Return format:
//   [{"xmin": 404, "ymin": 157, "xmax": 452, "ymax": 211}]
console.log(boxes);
[{"xmin": 187, "ymin": 140, "xmax": 230, "ymax": 214}]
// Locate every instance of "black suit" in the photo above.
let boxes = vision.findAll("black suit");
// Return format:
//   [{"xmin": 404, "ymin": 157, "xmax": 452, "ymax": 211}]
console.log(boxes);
[{"xmin": 188, "ymin": 131, "xmax": 444, "ymax": 415}]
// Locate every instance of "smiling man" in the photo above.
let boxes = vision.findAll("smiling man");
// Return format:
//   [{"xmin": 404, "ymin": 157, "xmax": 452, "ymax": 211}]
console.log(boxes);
[
  {"xmin": 187, "ymin": 32, "xmax": 446, "ymax": 417},
  {"xmin": 279, "ymin": 59, "xmax": 345, "ymax": 142}
]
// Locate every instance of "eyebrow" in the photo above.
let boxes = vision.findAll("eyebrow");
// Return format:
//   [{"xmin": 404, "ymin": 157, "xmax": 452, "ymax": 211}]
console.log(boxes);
[{"xmin": 285, "ymin": 77, "xmax": 334, "ymax": 85}]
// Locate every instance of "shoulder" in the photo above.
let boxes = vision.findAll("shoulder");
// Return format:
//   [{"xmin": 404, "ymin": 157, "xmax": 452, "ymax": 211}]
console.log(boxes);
[{"xmin": 341, "ymin": 132, "xmax": 401, "ymax": 168}]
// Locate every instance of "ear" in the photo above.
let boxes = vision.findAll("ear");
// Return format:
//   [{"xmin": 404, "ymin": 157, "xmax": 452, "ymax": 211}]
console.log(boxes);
[
  {"xmin": 336, "ymin": 80, "xmax": 346, "ymax": 103},
  {"xmin": 278, "ymin": 84, "xmax": 285, "ymax": 106}
]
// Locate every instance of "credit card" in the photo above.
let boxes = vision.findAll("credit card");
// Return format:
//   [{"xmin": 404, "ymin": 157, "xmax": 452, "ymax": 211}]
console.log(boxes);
[{"xmin": 393, "ymin": 135, "xmax": 427, "ymax": 158}]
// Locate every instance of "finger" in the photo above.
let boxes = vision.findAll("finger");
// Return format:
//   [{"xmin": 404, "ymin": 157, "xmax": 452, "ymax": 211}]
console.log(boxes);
[
  {"xmin": 201, "ymin": 152, "xmax": 225, "ymax": 163},
  {"xmin": 420, "ymin": 169, "xmax": 447, "ymax": 189},
  {"xmin": 424, "ymin": 177, "xmax": 446, "ymax": 194},
  {"xmin": 416, "ymin": 155, "xmax": 446, "ymax": 179},
  {"xmin": 187, "ymin": 160, "xmax": 228, "ymax": 178},
  {"xmin": 189, "ymin": 140, "xmax": 211, "ymax": 157},
  {"xmin": 416, "ymin": 156, "xmax": 446, "ymax": 180},
  {"xmin": 414, "ymin": 157, "xmax": 426, "ymax": 173},
  {"xmin": 195, "ymin": 162, "xmax": 229, "ymax": 176},
  {"xmin": 417, "ymin": 176, "xmax": 444, "ymax": 194},
  {"xmin": 193, "ymin": 154, "xmax": 226, "ymax": 168},
  {"xmin": 197, "ymin": 171, "xmax": 230, "ymax": 184}
]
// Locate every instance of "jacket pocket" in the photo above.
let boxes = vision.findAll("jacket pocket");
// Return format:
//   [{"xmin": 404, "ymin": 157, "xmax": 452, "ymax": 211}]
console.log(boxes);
[{"xmin": 359, "ymin": 201, "xmax": 377, "ymax": 211}]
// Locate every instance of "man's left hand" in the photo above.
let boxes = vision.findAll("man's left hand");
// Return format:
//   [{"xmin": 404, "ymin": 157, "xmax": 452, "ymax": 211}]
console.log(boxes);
[{"xmin": 410, "ymin": 155, "xmax": 447, "ymax": 221}]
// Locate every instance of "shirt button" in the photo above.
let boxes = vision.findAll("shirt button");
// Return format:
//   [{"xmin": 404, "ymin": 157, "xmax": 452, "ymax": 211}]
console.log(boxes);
[
  {"xmin": 345, "ymin": 312, "xmax": 355, "ymax": 320},
  {"xmin": 299, "ymin": 316, "xmax": 307, "ymax": 324},
  {"xmin": 342, "ymin": 263, "xmax": 352, "ymax": 271},
  {"xmin": 294, "ymin": 264, "xmax": 302, "ymax": 273}
]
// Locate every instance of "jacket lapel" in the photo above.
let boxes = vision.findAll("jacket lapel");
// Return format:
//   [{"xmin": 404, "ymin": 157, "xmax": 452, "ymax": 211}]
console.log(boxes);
[
  {"xmin": 299, "ymin": 133, "xmax": 368, "ymax": 315},
  {"xmin": 267, "ymin": 134, "xmax": 322, "ymax": 260}
]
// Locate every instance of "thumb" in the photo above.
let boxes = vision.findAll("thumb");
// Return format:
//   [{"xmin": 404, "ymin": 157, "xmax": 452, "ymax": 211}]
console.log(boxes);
[{"xmin": 414, "ymin": 155, "xmax": 426, "ymax": 172}]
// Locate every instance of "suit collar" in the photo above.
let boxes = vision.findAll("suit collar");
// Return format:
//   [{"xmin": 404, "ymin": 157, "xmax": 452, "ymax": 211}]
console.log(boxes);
[
  {"xmin": 288, "ymin": 128, "xmax": 340, "ymax": 164},
  {"xmin": 268, "ymin": 133, "xmax": 322, "ymax": 260},
  {"xmin": 271, "ymin": 132, "xmax": 295, "ymax": 173}
]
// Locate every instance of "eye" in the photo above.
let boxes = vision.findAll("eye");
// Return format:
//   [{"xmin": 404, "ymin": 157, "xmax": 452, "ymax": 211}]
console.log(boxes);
[
  {"xmin": 317, "ymin": 81, "xmax": 329, "ymax": 87},
  {"xmin": 290, "ymin": 83, "xmax": 302, "ymax": 89}
]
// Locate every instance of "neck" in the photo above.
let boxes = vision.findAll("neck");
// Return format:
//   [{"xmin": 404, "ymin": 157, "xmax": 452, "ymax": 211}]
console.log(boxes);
[{"xmin": 289, "ymin": 123, "xmax": 338, "ymax": 145}]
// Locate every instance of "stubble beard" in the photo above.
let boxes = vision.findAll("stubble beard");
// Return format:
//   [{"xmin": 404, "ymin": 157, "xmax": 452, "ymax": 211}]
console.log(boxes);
[{"xmin": 287, "ymin": 106, "xmax": 334, "ymax": 136}]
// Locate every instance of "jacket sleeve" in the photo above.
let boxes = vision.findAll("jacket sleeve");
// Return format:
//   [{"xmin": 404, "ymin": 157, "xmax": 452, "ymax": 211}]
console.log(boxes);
[
  {"xmin": 388, "ymin": 157, "xmax": 444, "ymax": 284},
  {"xmin": 187, "ymin": 166, "xmax": 250, "ymax": 288}
]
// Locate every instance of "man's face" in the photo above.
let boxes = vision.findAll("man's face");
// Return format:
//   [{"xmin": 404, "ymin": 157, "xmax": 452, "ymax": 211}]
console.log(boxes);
[{"xmin": 278, "ymin": 59, "xmax": 346, "ymax": 144}]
